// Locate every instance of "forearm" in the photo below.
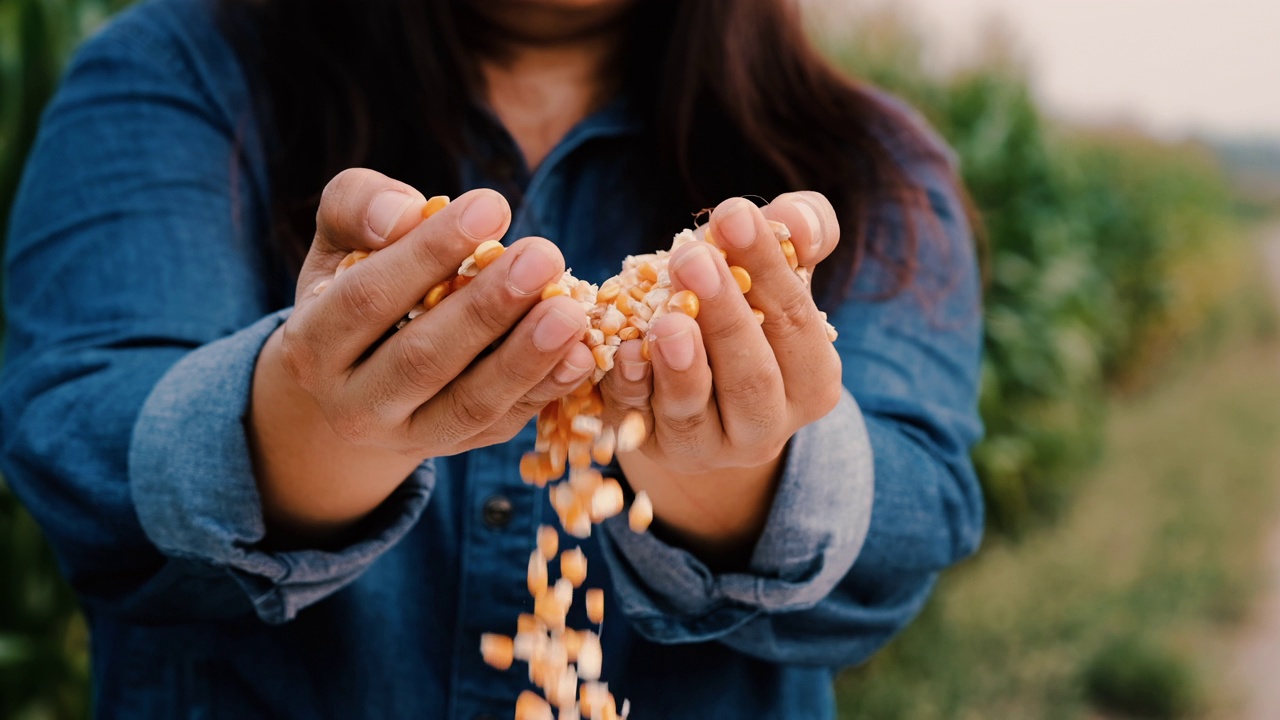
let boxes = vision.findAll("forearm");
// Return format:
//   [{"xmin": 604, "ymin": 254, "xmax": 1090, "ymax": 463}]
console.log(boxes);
[{"xmin": 249, "ymin": 328, "xmax": 423, "ymax": 544}]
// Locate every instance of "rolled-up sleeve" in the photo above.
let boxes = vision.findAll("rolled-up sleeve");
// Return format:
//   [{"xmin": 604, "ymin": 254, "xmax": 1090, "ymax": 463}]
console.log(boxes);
[
  {"xmin": 129, "ymin": 309, "xmax": 434, "ymax": 624},
  {"xmin": 0, "ymin": 3, "xmax": 430, "ymax": 625},
  {"xmin": 597, "ymin": 146, "xmax": 984, "ymax": 667}
]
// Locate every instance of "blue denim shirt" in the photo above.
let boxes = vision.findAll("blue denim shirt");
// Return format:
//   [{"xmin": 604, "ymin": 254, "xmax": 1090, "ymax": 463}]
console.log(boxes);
[{"xmin": 1, "ymin": 1, "xmax": 984, "ymax": 717}]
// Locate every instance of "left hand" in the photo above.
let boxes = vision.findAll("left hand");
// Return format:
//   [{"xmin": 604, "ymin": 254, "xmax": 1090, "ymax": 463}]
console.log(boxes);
[{"xmin": 599, "ymin": 192, "xmax": 844, "ymax": 561}]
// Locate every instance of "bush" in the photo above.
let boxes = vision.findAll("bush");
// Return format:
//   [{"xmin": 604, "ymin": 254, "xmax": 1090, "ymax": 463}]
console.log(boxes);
[
  {"xmin": 1081, "ymin": 635, "xmax": 1202, "ymax": 718},
  {"xmin": 818, "ymin": 8, "xmax": 1239, "ymax": 532}
]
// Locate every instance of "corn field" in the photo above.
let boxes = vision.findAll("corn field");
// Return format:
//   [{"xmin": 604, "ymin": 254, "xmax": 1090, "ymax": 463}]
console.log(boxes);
[{"xmin": 0, "ymin": 2, "xmax": 1244, "ymax": 718}]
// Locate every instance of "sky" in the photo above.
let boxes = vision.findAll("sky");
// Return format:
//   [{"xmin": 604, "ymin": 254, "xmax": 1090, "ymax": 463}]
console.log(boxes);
[{"xmin": 828, "ymin": 0, "xmax": 1280, "ymax": 141}]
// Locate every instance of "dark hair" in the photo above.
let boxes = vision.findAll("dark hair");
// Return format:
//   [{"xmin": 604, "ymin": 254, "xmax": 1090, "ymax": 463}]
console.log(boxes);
[{"xmin": 218, "ymin": 0, "xmax": 961, "ymax": 307}]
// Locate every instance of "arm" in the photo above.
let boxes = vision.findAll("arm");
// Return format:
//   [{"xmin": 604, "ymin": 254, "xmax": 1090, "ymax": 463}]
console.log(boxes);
[{"xmin": 596, "ymin": 161, "xmax": 983, "ymax": 666}]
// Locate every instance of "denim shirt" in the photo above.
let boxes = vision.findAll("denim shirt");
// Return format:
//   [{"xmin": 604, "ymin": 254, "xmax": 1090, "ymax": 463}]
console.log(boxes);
[{"xmin": 0, "ymin": 1, "xmax": 984, "ymax": 717}]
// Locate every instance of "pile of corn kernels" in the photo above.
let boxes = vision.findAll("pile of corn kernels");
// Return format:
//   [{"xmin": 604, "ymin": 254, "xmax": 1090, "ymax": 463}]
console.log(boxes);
[{"xmin": 324, "ymin": 196, "xmax": 836, "ymax": 720}]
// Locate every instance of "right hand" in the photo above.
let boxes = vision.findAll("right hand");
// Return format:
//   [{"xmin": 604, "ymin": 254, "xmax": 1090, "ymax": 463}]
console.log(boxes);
[
  {"xmin": 278, "ymin": 168, "xmax": 596, "ymax": 459},
  {"xmin": 250, "ymin": 169, "xmax": 595, "ymax": 541}
]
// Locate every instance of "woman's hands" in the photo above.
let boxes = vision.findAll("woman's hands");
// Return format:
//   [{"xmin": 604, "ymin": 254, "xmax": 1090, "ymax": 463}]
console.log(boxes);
[
  {"xmin": 250, "ymin": 169, "xmax": 595, "ymax": 541},
  {"xmin": 599, "ymin": 193, "xmax": 844, "ymax": 567}
]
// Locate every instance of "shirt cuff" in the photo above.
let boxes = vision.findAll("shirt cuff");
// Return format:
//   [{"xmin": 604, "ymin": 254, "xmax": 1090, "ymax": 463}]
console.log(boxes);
[
  {"xmin": 128, "ymin": 309, "xmax": 434, "ymax": 624},
  {"xmin": 597, "ymin": 389, "xmax": 874, "ymax": 643}
]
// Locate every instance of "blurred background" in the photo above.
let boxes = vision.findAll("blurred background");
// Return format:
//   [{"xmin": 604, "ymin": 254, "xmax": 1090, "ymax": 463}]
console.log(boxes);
[{"xmin": 2, "ymin": 0, "xmax": 1279, "ymax": 718}]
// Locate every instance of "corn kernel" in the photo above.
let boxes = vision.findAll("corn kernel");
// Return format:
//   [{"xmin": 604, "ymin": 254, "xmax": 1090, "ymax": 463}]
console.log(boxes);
[
  {"xmin": 537, "ymin": 525, "xmax": 559, "ymax": 558},
  {"xmin": 560, "ymin": 547, "xmax": 587, "ymax": 588},
  {"xmin": 586, "ymin": 588, "xmax": 605, "ymax": 624},
  {"xmin": 753, "ymin": 307, "xmax": 766, "ymax": 324},
  {"xmin": 473, "ymin": 239, "xmax": 506, "ymax": 269},
  {"xmin": 515, "ymin": 690, "xmax": 553, "ymax": 720},
  {"xmin": 591, "ymin": 428, "xmax": 616, "ymax": 466},
  {"xmin": 590, "ymin": 479, "xmax": 624, "ymax": 522},
  {"xmin": 334, "ymin": 250, "xmax": 369, "ymax": 277},
  {"xmin": 577, "ymin": 632, "xmax": 603, "ymax": 681},
  {"xmin": 729, "ymin": 265, "xmax": 752, "ymax": 293},
  {"xmin": 424, "ymin": 281, "xmax": 451, "ymax": 309},
  {"xmin": 517, "ymin": 613, "xmax": 539, "ymax": 635},
  {"xmin": 422, "ymin": 195, "xmax": 450, "ymax": 219},
  {"xmin": 780, "ymin": 238, "xmax": 798, "ymax": 270},
  {"xmin": 528, "ymin": 550, "xmax": 549, "ymax": 597},
  {"xmin": 616, "ymin": 412, "xmax": 647, "ymax": 452},
  {"xmin": 451, "ymin": 274, "xmax": 472, "ymax": 291},
  {"xmin": 629, "ymin": 491, "xmax": 653, "ymax": 533},
  {"xmin": 313, "ymin": 279, "xmax": 331, "ymax": 295},
  {"xmin": 542, "ymin": 283, "xmax": 567, "ymax": 300},
  {"xmin": 480, "ymin": 633, "xmax": 514, "ymax": 671},
  {"xmin": 666, "ymin": 289, "xmax": 700, "ymax": 318}
]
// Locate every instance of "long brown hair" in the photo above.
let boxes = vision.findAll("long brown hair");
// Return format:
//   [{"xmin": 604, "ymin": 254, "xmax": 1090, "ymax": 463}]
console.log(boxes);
[{"xmin": 218, "ymin": 0, "xmax": 958, "ymax": 308}]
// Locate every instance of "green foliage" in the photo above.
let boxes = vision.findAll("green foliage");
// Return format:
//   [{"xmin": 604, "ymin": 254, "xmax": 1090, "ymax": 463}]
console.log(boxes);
[
  {"xmin": 3, "ymin": 2, "xmax": 133, "ymax": 717},
  {"xmin": 1081, "ymin": 635, "xmax": 1201, "ymax": 718},
  {"xmin": 819, "ymin": 10, "xmax": 1241, "ymax": 532}
]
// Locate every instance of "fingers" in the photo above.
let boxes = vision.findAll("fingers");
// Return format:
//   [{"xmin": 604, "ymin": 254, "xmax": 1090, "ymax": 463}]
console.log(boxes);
[
  {"xmin": 760, "ymin": 191, "xmax": 840, "ymax": 268},
  {"xmin": 406, "ymin": 295, "xmax": 591, "ymax": 450},
  {"xmin": 353, "ymin": 236, "xmax": 568, "ymax": 421},
  {"xmin": 598, "ymin": 338, "xmax": 654, "ymax": 428},
  {"xmin": 287, "ymin": 188, "xmax": 511, "ymax": 382},
  {"xmin": 666, "ymin": 240, "xmax": 785, "ymax": 443},
  {"xmin": 710, "ymin": 197, "xmax": 842, "ymax": 414},
  {"xmin": 486, "ymin": 341, "xmax": 598, "ymax": 445},
  {"xmin": 645, "ymin": 312, "xmax": 723, "ymax": 463}
]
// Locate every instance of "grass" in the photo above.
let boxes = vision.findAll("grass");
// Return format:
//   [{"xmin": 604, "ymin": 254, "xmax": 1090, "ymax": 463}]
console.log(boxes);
[{"xmin": 835, "ymin": 238, "xmax": 1280, "ymax": 719}]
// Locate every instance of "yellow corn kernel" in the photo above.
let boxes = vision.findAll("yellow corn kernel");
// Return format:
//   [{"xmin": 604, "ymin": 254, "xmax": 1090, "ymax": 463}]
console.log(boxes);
[
  {"xmin": 537, "ymin": 525, "xmax": 559, "ymax": 559},
  {"xmin": 617, "ymin": 326, "xmax": 640, "ymax": 341},
  {"xmin": 827, "ymin": 324, "xmax": 839, "ymax": 342},
  {"xmin": 640, "ymin": 336, "xmax": 651, "ymax": 362},
  {"xmin": 528, "ymin": 550, "xmax": 548, "ymax": 597},
  {"xmin": 667, "ymin": 289, "xmax": 700, "ymax": 318},
  {"xmin": 514, "ymin": 690, "xmax": 553, "ymax": 720},
  {"xmin": 541, "ymin": 283, "xmax": 566, "ymax": 300},
  {"xmin": 591, "ymin": 428, "xmax": 616, "ymax": 466},
  {"xmin": 613, "ymin": 291, "xmax": 634, "ymax": 317},
  {"xmin": 577, "ymin": 632, "xmax": 603, "ymax": 681},
  {"xmin": 590, "ymin": 478, "xmax": 624, "ymax": 522},
  {"xmin": 533, "ymin": 588, "xmax": 567, "ymax": 631},
  {"xmin": 480, "ymin": 633, "xmax": 514, "ymax": 671},
  {"xmin": 616, "ymin": 411, "xmax": 647, "ymax": 452},
  {"xmin": 312, "ymin": 279, "xmax": 331, "ymax": 295},
  {"xmin": 422, "ymin": 195, "xmax": 450, "ymax": 219},
  {"xmin": 730, "ymin": 265, "xmax": 752, "ymax": 294},
  {"xmin": 568, "ymin": 437, "xmax": 593, "ymax": 470},
  {"xmin": 753, "ymin": 307, "xmax": 766, "ymax": 324},
  {"xmin": 592, "ymin": 344, "xmax": 617, "ymax": 372},
  {"xmin": 451, "ymin": 274, "xmax": 472, "ymax": 291},
  {"xmin": 516, "ymin": 613, "xmax": 539, "ymax": 635},
  {"xmin": 637, "ymin": 262, "xmax": 659, "ymax": 283},
  {"xmin": 628, "ymin": 284, "xmax": 647, "ymax": 302},
  {"xmin": 780, "ymin": 238, "xmax": 799, "ymax": 270},
  {"xmin": 334, "ymin": 250, "xmax": 369, "ymax": 277},
  {"xmin": 629, "ymin": 491, "xmax": 653, "ymax": 533},
  {"xmin": 473, "ymin": 239, "xmax": 505, "ymax": 269},
  {"xmin": 520, "ymin": 451, "xmax": 549, "ymax": 485},
  {"xmin": 586, "ymin": 588, "xmax": 605, "ymax": 624},
  {"xmin": 563, "ymin": 628, "xmax": 584, "ymax": 662},
  {"xmin": 596, "ymin": 279, "xmax": 622, "ymax": 304},
  {"xmin": 424, "ymin": 280, "xmax": 451, "ymax": 310},
  {"xmin": 560, "ymin": 547, "xmax": 588, "ymax": 588}
]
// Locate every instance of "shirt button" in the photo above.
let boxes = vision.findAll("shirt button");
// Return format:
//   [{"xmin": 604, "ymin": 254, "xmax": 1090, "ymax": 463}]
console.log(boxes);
[{"xmin": 482, "ymin": 495, "xmax": 513, "ymax": 528}]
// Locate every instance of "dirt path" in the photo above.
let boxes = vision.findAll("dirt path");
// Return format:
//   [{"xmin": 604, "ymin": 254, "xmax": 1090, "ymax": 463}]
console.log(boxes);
[{"xmin": 1231, "ymin": 230, "xmax": 1280, "ymax": 720}]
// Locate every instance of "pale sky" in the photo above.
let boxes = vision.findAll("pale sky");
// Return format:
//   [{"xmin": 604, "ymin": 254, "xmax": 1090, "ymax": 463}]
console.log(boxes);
[{"xmin": 824, "ymin": 0, "xmax": 1280, "ymax": 141}]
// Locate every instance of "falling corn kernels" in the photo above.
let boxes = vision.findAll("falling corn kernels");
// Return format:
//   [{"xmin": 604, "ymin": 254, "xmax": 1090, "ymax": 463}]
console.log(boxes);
[
  {"xmin": 616, "ymin": 412, "xmax": 647, "ymax": 453},
  {"xmin": 629, "ymin": 491, "xmax": 653, "ymax": 533},
  {"xmin": 537, "ymin": 525, "xmax": 560, "ymax": 558},
  {"xmin": 560, "ymin": 547, "xmax": 588, "ymax": 588},
  {"xmin": 443, "ymin": 210, "xmax": 836, "ymax": 719},
  {"xmin": 481, "ymin": 633, "xmax": 515, "ymax": 671},
  {"xmin": 586, "ymin": 588, "xmax": 605, "ymax": 624},
  {"xmin": 528, "ymin": 550, "xmax": 548, "ymax": 597}
]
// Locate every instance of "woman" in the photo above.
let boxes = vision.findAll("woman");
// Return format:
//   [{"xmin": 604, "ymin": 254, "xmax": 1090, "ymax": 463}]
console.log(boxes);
[{"xmin": 1, "ymin": 0, "xmax": 984, "ymax": 717}]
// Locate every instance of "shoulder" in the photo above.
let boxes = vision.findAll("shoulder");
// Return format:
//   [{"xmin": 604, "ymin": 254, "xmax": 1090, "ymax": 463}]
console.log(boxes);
[{"xmin": 65, "ymin": 0, "xmax": 252, "ymax": 128}]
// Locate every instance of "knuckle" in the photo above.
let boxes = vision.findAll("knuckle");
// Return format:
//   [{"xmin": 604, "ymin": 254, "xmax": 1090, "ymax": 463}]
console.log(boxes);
[
  {"xmin": 329, "ymin": 407, "xmax": 374, "ymax": 446},
  {"xmin": 395, "ymin": 333, "xmax": 452, "ymax": 395},
  {"xmin": 465, "ymin": 284, "xmax": 518, "ymax": 337},
  {"xmin": 701, "ymin": 307, "xmax": 757, "ymax": 346},
  {"xmin": 278, "ymin": 323, "xmax": 319, "ymax": 390},
  {"xmin": 767, "ymin": 287, "xmax": 816, "ymax": 342},
  {"xmin": 341, "ymin": 271, "xmax": 396, "ymax": 325},
  {"xmin": 447, "ymin": 383, "xmax": 502, "ymax": 435}
]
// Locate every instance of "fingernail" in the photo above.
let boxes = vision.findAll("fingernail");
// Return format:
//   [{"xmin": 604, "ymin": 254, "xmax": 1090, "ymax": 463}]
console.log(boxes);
[
  {"xmin": 717, "ymin": 199, "xmax": 757, "ymax": 249},
  {"xmin": 672, "ymin": 245, "xmax": 722, "ymax": 299},
  {"xmin": 795, "ymin": 198, "xmax": 823, "ymax": 250},
  {"xmin": 368, "ymin": 191, "xmax": 417, "ymax": 240},
  {"xmin": 621, "ymin": 359, "xmax": 649, "ymax": 382},
  {"xmin": 553, "ymin": 355, "xmax": 591, "ymax": 384},
  {"xmin": 460, "ymin": 192, "xmax": 508, "ymax": 239},
  {"xmin": 508, "ymin": 245, "xmax": 561, "ymax": 295},
  {"xmin": 533, "ymin": 308, "xmax": 582, "ymax": 352},
  {"xmin": 654, "ymin": 329, "xmax": 695, "ymax": 372}
]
